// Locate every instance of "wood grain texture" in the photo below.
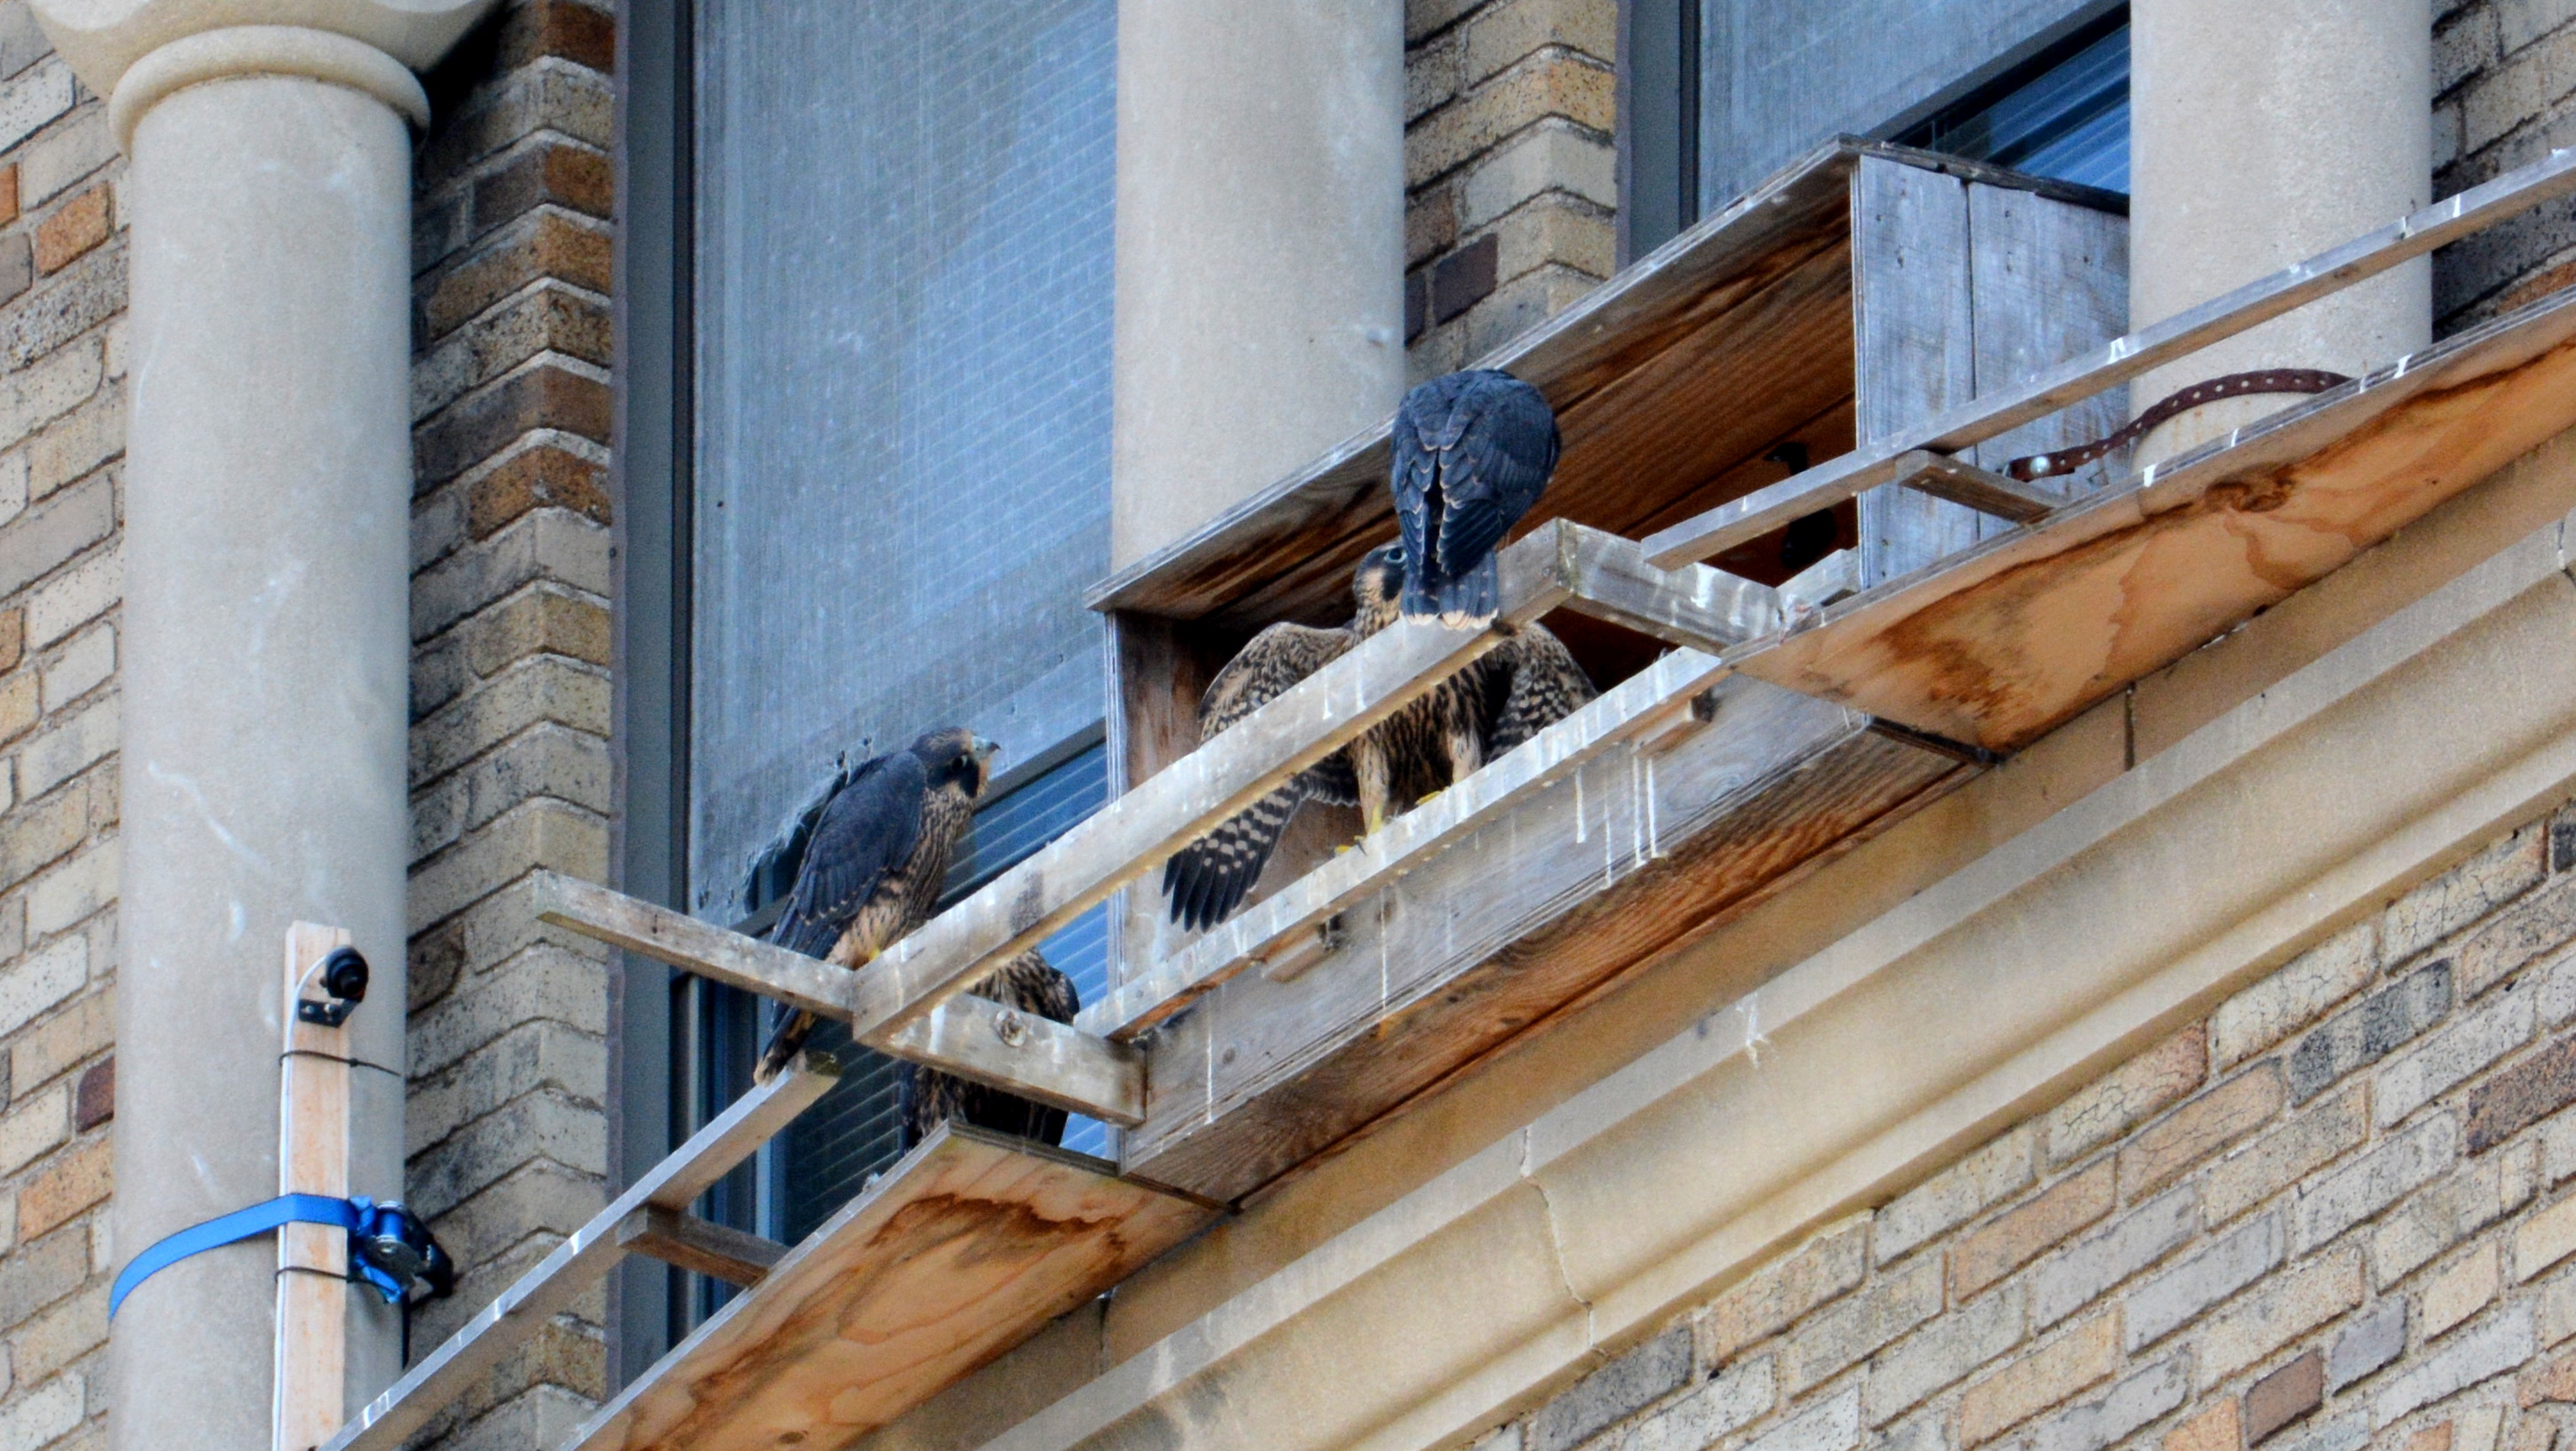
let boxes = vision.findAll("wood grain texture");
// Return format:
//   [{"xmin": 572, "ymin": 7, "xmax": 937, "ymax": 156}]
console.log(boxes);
[
  {"xmin": 1123, "ymin": 677, "xmax": 1964, "ymax": 1203},
  {"xmin": 1644, "ymin": 146, "xmax": 2576, "ymax": 570},
  {"xmin": 616, "ymin": 1207, "xmax": 787, "ymax": 1288},
  {"xmin": 560, "ymin": 1126, "xmax": 1215, "ymax": 1451},
  {"xmin": 320, "ymin": 1056, "xmax": 839, "ymax": 1451},
  {"xmin": 1853, "ymin": 155, "xmax": 1980, "ymax": 587},
  {"xmin": 1892, "ymin": 452, "xmax": 2060, "ymax": 524},
  {"xmin": 1739, "ymin": 279, "xmax": 2576, "ymax": 751},
  {"xmin": 1963, "ymin": 181, "xmax": 2128, "ymax": 494},
  {"xmin": 277, "ymin": 923, "xmax": 353, "ymax": 1451}
]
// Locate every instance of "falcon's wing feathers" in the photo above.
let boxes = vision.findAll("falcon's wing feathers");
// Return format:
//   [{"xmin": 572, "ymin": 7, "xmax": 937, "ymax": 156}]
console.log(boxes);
[
  {"xmin": 1435, "ymin": 380, "xmax": 1562, "ymax": 578},
  {"xmin": 1163, "ymin": 622, "xmax": 1357, "ymax": 931},
  {"xmin": 1490, "ymin": 624, "xmax": 1598, "ymax": 757},
  {"xmin": 769, "ymin": 751, "xmax": 928, "ymax": 958}
]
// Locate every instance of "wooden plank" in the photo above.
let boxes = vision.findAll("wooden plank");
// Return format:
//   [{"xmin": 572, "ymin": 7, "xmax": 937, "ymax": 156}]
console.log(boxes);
[
  {"xmin": 531, "ymin": 871, "xmax": 1144, "ymax": 1124},
  {"xmin": 852, "ymin": 539, "xmax": 1575, "ymax": 1040},
  {"xmin": 1545, "ymin": 522, "xmax": 1786, "ymax": 651},
  {"xmin": 1735, "ymin": 274, "xmax": 2576, "ymax": 751},
  {"xmin": 615, "ymin": 1206, "xmax": 786, "ymax": 1288},
  {"xmin": 559, "ymin": 1126, "xmax": 1217, "ymax": 1451},
  {"xmin": 319, "ymin": 1054, "xmax": 838, "ymax": 1451},
  {"xmin": 1892, "ymin": 452, "xmax": 2059, "ymax": 524},
  {"xmin": 1641, "ymin": 144, "xmax": 2576, "ymax": 569},
  {"xmin": 1082, "ymin": 646, "xmax": 1735, "ymax": 1039},
  {"xmin": 1852, "ymin": 154, "xmax": 1980, "ymax": 587},
  {"xmin": 276, "ymin": 923, "xmax": 353, "ymax": 1451},
  {"xmin": 1082, "ymin": 136, "xmax": 1868, "ymax": 627},
  {"xmin": 1962, "ymin": 180, "xmax": 2128, "ymax": 497},
  {"xmin": 1108, "ymin": 612, "xmax": 1217, "ymax": 986},
  {"xmin": 1123, "ymin": 677, "xmax": 1965, "ymax": 1202}
]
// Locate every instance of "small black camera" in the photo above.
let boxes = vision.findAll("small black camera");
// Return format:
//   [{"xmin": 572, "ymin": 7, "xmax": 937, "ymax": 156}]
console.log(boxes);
[{"xmin": 297, "ymin": 946, "xmax": 371, "ymax": 1028}]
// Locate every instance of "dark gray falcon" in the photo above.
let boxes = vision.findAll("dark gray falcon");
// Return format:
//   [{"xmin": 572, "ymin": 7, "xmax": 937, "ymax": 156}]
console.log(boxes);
[
  {"xmin": 1162, "ymin": 544, "xmax": 1596, "ymax": 931},
  {"xmin": 1390, "ymin": 369, "xmax": 1561, "ymax": 626},
  {"xmin": 898, "ymin": 948, "xmax": 1081, "ymax": 1149},
  {"xmin": 753, "ymin": 726, "xmax": 997, "ymax": 1082}
]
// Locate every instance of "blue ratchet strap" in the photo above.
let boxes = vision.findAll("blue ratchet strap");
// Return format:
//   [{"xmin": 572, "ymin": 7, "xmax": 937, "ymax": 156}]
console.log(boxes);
[{"xmin": 109, "ymin": 1193, "xmax": 405, "ymax": 1319}]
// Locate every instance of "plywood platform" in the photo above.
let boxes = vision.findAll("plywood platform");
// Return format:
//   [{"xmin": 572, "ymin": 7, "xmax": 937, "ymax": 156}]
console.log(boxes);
[
  {"xmin": 1737, "ymin": 280, "xmax": 2576, "ymax": 751},
  {"xmin": 559, "ymin": 1126, "xmax": 1216, "ymax": 1451}
]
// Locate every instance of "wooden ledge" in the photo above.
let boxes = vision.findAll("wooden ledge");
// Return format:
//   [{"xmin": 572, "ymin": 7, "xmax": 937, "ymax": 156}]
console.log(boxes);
[{"xmin": 559, "ymin": 1124, "xmax": 1217, "ymax": 1451}]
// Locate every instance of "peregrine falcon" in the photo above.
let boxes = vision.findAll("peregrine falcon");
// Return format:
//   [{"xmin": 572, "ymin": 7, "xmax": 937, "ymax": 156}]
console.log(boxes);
[
  {"xmin": 753, "ymin": 726, "xmax": 997, "ymax": 1082},
  {"xmin": 898, "ymin": 949, "xmax": 1081, "ymax": 1149},
  {"xmin": 1390, "ymin": 369, "xmax": 1561, "ymax": 627},
  {"xmin": 1162, "ymin": 544, "xmax": 1596, "ymax": 931}
]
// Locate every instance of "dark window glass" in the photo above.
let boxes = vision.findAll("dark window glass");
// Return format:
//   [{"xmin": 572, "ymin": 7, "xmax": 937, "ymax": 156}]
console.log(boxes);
[
  {"xmin": 1900, "ymin": 20, "xmax": 2130, "ymax": 193},
  {"xmin": 765, "ymin": 743, "xmax": 1115, "ymax": 1246}
]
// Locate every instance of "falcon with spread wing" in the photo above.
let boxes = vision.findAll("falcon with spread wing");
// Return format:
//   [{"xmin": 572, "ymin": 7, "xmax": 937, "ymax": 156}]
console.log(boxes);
[
  {"xmin": 898, "ymin": 949, "xmax": 1081, "ymax": 1148},
  {"xmin": 753, "ymin": 726, "xmax": 997, "ymax": 1081},
  {"xmin": 1161, "ymin": 544, "xmax": 1596, "ymax": 931},
  {"xmin": 1390, "ymin": 369, "xmax": 1561, "ymax": 627}
]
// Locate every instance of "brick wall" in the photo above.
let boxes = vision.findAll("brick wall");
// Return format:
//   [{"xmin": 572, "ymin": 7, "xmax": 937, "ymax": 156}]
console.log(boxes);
[
  {"xmin": 2428, "ymin": 0, "xmax": 2576, "ymax": 332},
  {"xmin": 1404, "ymin": 0, "xmax": 1616, "ymax": 381},
  {"xmin": 1469, "ymin": 803, "xmax": 2576, "ymax": 1451},
  {"xmin": 0, "ymin": 7, "xmax": 130, "ymax": 1448},
  {"xmin": 402, "ymin": 0, "xmax": 617, "ymax": 1445}
]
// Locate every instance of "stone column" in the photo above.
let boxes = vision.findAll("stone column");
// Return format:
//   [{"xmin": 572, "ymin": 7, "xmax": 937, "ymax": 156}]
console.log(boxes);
[
  {"xmin": 20, "ymin": 5, "xmax": 494, "ymax": 1449},
  {"xmin": 2128, "ymin": 0, "xmax": 2432, "ymax": 463},
  {"xmin": 1110, "ymin": 0, "xmax": 1407, "ymax": 568}
]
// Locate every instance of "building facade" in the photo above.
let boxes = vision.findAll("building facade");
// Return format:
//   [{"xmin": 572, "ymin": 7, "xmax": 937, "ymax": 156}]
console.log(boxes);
[{"xmin": 0, "ymin": 0, "xmax": 2560, "ymax": 1449}]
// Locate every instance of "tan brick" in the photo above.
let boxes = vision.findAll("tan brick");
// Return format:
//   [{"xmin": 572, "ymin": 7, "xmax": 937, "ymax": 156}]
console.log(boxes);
[
  {"xmin": 10, "ymin": 1280, "xmax": 100, "ymax": 1386},
  {"xmin": 2412, "ymin": 1423, "xmax": 2460, "ymax": 1451},
  {"xmin": 0, "ymin": 1086, "xmax": 64, "ymax": 1175},
  {"xmin": 1877, "ymin": 1127, "xmax": 2036, "ymax": 1264},
  {"xmin": 1463, "ymin": 0, "xmax": 1616, "ymax": 86},
  {"xmin": 1782, "ymin": 1255, "xmax": 1940, "ymax": 1394},
  {"xmin": 2046, "ymin": 1029, "xmax": 2208, "ymax": 1167},
  {"xmin": 17, "ymin": 1134, "xmax": 103, "ymax": 1240},
  {"xmin": 2124, "ymin": 1065, "xmax": 2286, "ymax": 1200},
  {"xmin": 2523, "ymin": 1194, "xmax": 2576, "ymax": 1281},
  {"xmin": 2214, "ymin": 922, "xmax": 2378, "ymax": 1069},
  {"xmin": 1952, "ymin": 1160, "xmax": 2115, "ymax": 1299},
  {"xmin": 465, "ymin": 445, "xmax": 611, "ymax": 538},
  {"xmin": 1492, "ymin": 193, "xmax": 1613, "ymax": 284},
  {"xmin": 2522, "ymin": 1346, "xmax": 2576, "ymax": 1405},
  {"xmin": 2387, "ymin": 827, "xmax": 2546, "ymax": 964},
  {"xmin": 422, "ymin": 211, "xmax": 613, "ymax": 343},
  {"xmin": 2205, "ymin": 1086, "xmax": 2370, "ymax": 1224},
  {"xmin": 2201, "ymin": 1245, "xmax": 2367, "ymax": 1380},
  {"xmin": 1404, "ymin": 51, "xmax": 1613, "ymax": 186},
  {"xmin": 0, "ymin": 669, "xmax": 36, "ymax": 745},
  {"xmin": 1706, "ymin": 1215, "xmax": 1868, "ymax": 1362},
  {"xmin": 25, "ymin": 385, "xmax": 118, "ymax": 498},
  {"xmin": 1957, "ymin": 1313, "xmax": 2118, "ymax": 1447},
  {"xmin": 2164, "ymin": 1398, "xmax": 2241, "ymax": 1451},
  {"xmin": 2460, "ymin": 870, "xmax": 2576, "ymax": 999},
  {"xmin": 0, "ymin": 789, "xmax": 82, "ymax": 891},
  {"xmin": 466, "ymin": 585, "xmax": 610, "ymax": 675},
  {"xmin": 0, "ymin": 166, "xmax": 21, "ymax": 228},
  {"xmin": 13, "ymin": 988, "xmax": 108, "ymax": 1093},
  {"xmin": 2428, "ymin": 1243, "xmax": 2504, "ymax": 1337},
  {"xmin": 31, "ymin": 185, "xmax": 107, "ymax": 280}
]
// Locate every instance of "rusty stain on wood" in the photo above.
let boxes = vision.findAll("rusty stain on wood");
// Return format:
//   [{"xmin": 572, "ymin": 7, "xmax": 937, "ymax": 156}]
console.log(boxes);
[{"xmin": 560, "ymin": 1126, "xmax": 1215, "ymax": 1451}]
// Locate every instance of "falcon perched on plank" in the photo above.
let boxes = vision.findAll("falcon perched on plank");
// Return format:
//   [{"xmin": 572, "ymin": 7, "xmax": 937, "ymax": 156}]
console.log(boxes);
[
  {"xmin": 1162, "ymin": 544, "xmax": 1596, "ymax": 930},
  {"xmin": 898, "ymin": 949, "xmax": 1080, "ymax": 1149},
  {"xmin": 753, "ymin": 726, "xmax": 997, "ymax": 1082},
  {"xmin": 1390, "ymin": 369, "xmax": 1561, "ymax": 626}
]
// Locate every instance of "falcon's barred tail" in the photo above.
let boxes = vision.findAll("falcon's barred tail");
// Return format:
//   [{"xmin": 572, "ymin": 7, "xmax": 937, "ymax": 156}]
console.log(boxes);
[
  {"xmin": 1399, "ymin": 553, "xmax": 1500, "ymax": 629},
  {"xmin": 753, "ymin": 1008, "xmax": 817, "ymax": 1084},
  {"xmin": 1162, "ymin": 781, "xmax": 1308, "ymax": 931}
]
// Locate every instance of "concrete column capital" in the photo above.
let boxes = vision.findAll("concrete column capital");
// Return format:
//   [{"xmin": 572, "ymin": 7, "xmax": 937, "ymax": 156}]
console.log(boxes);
[{"xmin": 29, "ymin": 0, "xmax": 498, "ymax": 143}]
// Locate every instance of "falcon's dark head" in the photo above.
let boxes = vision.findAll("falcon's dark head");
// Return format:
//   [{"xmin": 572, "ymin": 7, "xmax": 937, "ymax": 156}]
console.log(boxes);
[
  {"xmin": 909, "ymin": 727, "xmax": 1002, "ymax": 802},
  {"xmin": 1352, "ymin": 543, "xmax": 1405, "ymax": 631}
]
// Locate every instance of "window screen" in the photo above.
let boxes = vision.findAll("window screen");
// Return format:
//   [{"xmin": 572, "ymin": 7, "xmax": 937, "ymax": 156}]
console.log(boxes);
[
  {"xmin": 1900, "ymin": 20, "xmax": 2129, "ymax": 192},
  {"xmin": 687, "ymin": 0, "xmax": 1118, "ymax": 918}
]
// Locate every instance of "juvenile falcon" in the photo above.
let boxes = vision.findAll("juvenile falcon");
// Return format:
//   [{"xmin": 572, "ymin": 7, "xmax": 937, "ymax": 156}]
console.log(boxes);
[
  {"xmin": 1390, "ymin": 369, "xmax": 1561, "ymax": 627},
  {"xmin": 753, "ymin": 726, "xmax": 998, "ymax": 1081},
  {"xmin": 1162, "ymin": 544, "xmax": 1596, "ymax": 931},
  {"xmin": 897, "ymin": 948, "xmax": 1081, "ymax": 1149}
]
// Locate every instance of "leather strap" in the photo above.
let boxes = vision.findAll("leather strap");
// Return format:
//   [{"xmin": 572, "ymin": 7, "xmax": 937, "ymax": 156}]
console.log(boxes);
[{"xmin": 2005, "ymin": 369, "xmax": 2353, "ymax": 481}]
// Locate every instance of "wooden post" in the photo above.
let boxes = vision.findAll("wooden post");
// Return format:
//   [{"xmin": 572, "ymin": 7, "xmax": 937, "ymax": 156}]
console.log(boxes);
[{"xmin": 276, "ymin": 923, "xmax": 355, "ymax": 1451}]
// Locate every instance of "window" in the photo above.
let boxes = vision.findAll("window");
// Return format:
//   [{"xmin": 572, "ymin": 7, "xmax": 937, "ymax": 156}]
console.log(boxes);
[{"xmin": 1900, "ymin": 18, "xmax": 2130, "ymax": 193}]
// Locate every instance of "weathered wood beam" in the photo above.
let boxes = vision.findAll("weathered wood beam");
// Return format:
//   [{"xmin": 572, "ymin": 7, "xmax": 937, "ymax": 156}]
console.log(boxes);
[
  {"xmin": 616, "ymin": 1206, "xmax": 787, "ymax": 1288},
  {"xmin": 1641, "ymin": 145, "xmax": 2576, "ymax": 568},
  {"xmin": 532, "ymin": 872, "xmax": 1145, "ymax": 1125},
  {"xmin": 1080, "ymin": 645, "xmax": 1735, "ymax": 1040},
  {"xmin": 1891, "ymin": 450, "xmax": 2058, "ymax": 524},
  {"xmin": 1540, "ymin": 521, "xmax": 1783, "ymax": 650},
  {"xmin": 320, "ymin": 1054, "xmax": 839, "ymax": 1451},
  {"xmin": 850, "ymin": 541, "xmax": 1576, "ymax": 1040}
]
